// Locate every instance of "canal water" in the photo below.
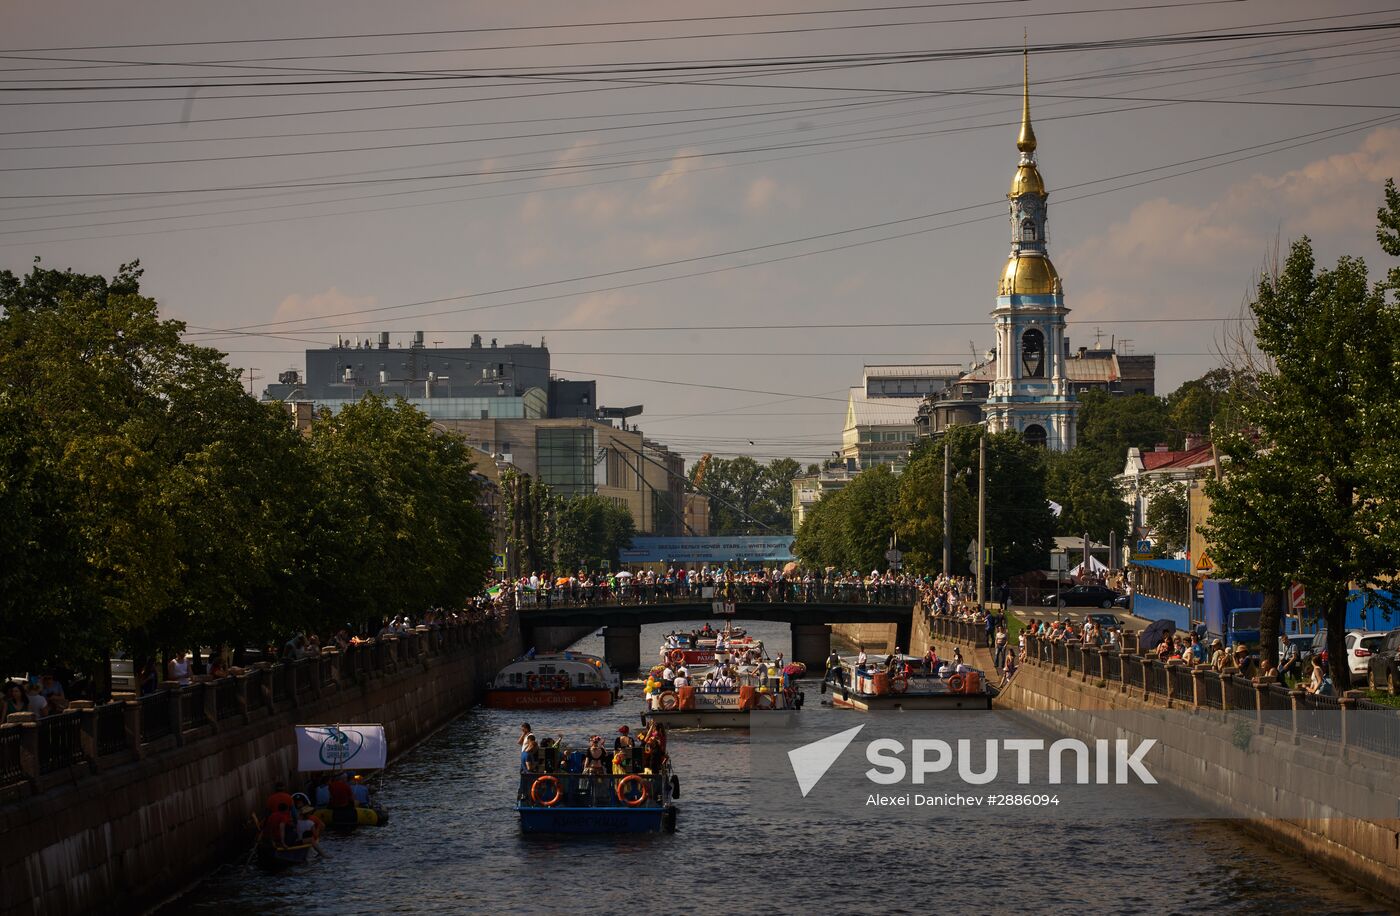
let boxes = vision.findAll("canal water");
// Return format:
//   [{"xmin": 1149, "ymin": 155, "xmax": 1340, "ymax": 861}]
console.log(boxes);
[{"xmin": 179, "ymin": 619, "xmax": 1382, "ymax": 915}]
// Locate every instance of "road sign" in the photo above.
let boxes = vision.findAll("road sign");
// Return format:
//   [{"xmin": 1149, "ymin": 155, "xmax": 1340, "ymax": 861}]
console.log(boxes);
[
  {"xmin": 1195, "ymin": 552, "xmax": 1214, "ymax": 574},
  {"xmin": 1289, "ymin": 583, "xmax": 1306, "ymax": 611},
  {"xmin": 884, "ymin": 548, "xmax": 903, "ymax": 563},
  {"xmin": 492, "ymin": 554, "xmax": 506, "ymax": 572}
]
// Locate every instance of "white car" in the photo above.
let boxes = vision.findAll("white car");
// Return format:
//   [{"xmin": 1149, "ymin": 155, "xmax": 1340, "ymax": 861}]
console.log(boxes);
[{"xmin": 1345, "ymin": 630, "xmax": 1388, "ymax": 677}]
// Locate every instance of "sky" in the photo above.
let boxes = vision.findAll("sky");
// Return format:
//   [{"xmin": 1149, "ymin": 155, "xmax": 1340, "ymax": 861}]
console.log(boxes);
[{"xmin": 4, "ymin": 0, "xmax": 1400, "ymax": 464}]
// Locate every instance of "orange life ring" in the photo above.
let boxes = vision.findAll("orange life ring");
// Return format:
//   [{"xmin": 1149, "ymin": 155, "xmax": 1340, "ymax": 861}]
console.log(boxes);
[
  {"xmin": 947, "ymin": 674, "xmax": 965, "ymax": 693},
  {"xmin": 554, "ymin": 674, "xmax": 568, "ymax": 690},
  {"xmin": 890, "ymin": 675, "xmax": 909, "ymax": 694},
  {"xmin": 526, "ymin": 674, "xmax": 540, "ymax": 690},
  {"xmin": 669, "ymin": 649, "xmax": 686, "ymax": 666},
  {"xmin": 657, "ymin": 691, "xmax": 679, "ymax": 710},
  {"xmin": 755, "ymin": 692, "xmax": 776, "ymax": 709},
  {"xmin": 616, "ymin": 774, "xmax": 648, "ymax": 806},
  {"xmin": 531, "ymin": 775, "xmax": 562, "ymax": 807}
]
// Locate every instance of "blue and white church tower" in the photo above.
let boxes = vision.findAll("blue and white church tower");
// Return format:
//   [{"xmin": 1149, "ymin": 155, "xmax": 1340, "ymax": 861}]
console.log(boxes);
[{"xmin": 983, "ymin": 51, "xmax": 1077, "ymax": 450}]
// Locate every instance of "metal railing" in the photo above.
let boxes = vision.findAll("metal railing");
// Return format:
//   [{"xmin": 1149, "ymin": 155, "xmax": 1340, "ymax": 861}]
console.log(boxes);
[
  {"xmin": 519, "ymin": 582, "xmax": 922, "ymax": 609},
  {"xmin": 0, "ymin": 727, "xmax": 22, "ymax": 786},
  {"xmin": 1, "ymin": 618, "xmax": 505, "ymax": 798},
  {"xmin": 139, "ymin": 691, "xmax": 172, "ymax": 743},
  {"xmin": 95, "ymin": 702, "xmax": 126, "ymax": 756},
  {"xmin": 37, "ymin": 713, "xmax": 84, "ymax": 775}
]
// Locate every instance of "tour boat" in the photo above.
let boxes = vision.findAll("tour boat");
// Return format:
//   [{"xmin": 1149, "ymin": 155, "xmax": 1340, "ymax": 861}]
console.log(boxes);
[
  {"xmin": 658, "ymin": 633, "xmax": 763, "ymax": 668},
  {"xmin": 486, "ymin": 653, "xmax": 622, "ymax": 709},
  {"xmin": 824, "ymin": 655, "xmax": 993, "ymax": 711},
  {"xmin": 642, "ymin": 674, "xmax": 802, "ymax": 728},
  {"xmin": 517, "ymin": 743, "xmax": 680, "ymax": 834}
]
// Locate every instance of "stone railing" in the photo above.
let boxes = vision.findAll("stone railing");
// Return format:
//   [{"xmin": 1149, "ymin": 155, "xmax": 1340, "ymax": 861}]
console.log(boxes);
[
  {"xmin": 988, "ymin": 625, "xmax": 1400, "ymax": 758},
  {"xmin": 0, "ymin": 618, "xmax": 507, "ymax": 802}
]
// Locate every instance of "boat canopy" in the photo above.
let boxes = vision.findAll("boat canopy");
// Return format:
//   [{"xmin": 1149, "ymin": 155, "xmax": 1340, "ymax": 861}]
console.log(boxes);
[{"xmin": 295, "ymin": 724, "xmax": 387, "ymax": 772}]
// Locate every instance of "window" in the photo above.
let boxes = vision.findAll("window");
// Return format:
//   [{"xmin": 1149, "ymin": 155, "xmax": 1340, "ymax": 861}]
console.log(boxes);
[
  {"xmin": 537, "ymin": 427, "xmax": 595, "ymax": 498},
  {"xmin": 1023, "ymin": 424, "xmax": 1048, "ymax": 447},
  {"xmin": 1021, "ymin": 329, "xmax": 1045, "ymax": 378},
  {"xmin": 1020, "ymin": 217, "xmax": 1037, "ymax": 242}
]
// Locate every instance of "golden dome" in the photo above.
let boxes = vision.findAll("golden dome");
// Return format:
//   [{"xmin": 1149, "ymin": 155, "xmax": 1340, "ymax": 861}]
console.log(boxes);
[
  {"xmin": 1010, "ymin": 162, "xmax": 1045, "ymax": 198},
  {"xmin": 999, "ymin": 254, "xmax": 1061, "ymax": 296}
]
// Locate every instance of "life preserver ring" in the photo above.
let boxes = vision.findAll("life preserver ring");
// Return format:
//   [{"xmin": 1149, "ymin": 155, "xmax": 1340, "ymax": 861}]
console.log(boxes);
[
  {"xmin": 947, "ymin": 674, "xmax": 965, "ymax": 693},
  {"xmin": 554, "ymin": 674, "xmax": 569, "ymax": 690},
  {"xmin": 531, "ymin": 775, "xmax": 562, "ymax": 807},
  {"xmin": 658, "ymin": 691, "xmax": 679, "ymax": 710},
  {"xmin": 890, "ymin": 675, "xmax": 909, "ymax": 694},
  {"xmin": 616, "ymin": 774, "xmax": 648, "ymax": 806},
  {"xmin": 669, "ymin": 649, "xmax": 686, "ymax": 666},
  {"xmin": 526, "ymin": 674, "xmax": 540, "ymax": 690},
  {"xmin": 755, "ymin": 692, "xmax": 776, "ymax": 709}
]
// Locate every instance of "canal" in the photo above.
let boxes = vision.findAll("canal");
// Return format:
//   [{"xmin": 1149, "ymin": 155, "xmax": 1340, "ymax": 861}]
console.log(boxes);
[{"xmin": 178, "ymin": 619, "xmax": 1382, "ymax": 914}]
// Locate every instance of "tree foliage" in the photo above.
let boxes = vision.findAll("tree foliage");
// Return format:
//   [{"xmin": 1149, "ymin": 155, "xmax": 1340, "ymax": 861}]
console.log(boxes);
[
  {"xmin": 691, "ymin": 455, "xmax": 803, "ymax": 535},
  {"xmin": 0, "ymin": 264, "xmax": 492, "ymax": 678},
  {"xmin": 795, "ymin": 428, "xmax": 1053, "ymax": 578},
  {"xmin": 1144, "ymin": 483, "xmax": 1188, "ymax": 556},
  {"xmin": 1205, "ymin": 203, "xmax": 1400, "ymax": 687},
  {"xmin": 554, "ymin": 494, "xmax": 636, "ymax": 571}
]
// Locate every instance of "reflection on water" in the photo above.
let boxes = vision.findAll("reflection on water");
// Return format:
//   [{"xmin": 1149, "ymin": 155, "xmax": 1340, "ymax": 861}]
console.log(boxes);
[{"xmin": 177, "ymin": 620, "xmax": 1382, "ymax": 915}]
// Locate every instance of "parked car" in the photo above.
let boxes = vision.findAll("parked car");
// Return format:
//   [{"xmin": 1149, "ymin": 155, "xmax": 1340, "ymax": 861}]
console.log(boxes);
[
  {"xmin": 1366, "ymin": 629, "xmax": 1400, "ymax": 692},
  {"xmin": 1086, "ymin": 613, "xmax": 1125, "ymax": 629},
  {"xmin": 1043, "ymin": 585, "xmax": 1121, "ymax": 609},
  {"xmin": 1112, "ymin": 594, "xmax": 1132, "ymax": 610},
  {"xmin": 1345, "ymin": 630, "xmax": 1388, "ymax": 678}
]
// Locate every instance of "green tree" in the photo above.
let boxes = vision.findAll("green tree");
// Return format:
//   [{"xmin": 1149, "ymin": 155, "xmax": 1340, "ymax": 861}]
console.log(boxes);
[
  {"xmin": 893, "ymin": 448, "xmax": 975, "ymax": 574},
  {"xmin": 835, "ymin": 464, "xmax": 900, "ymax": 572},
  {"xmin": 942, "ymin": 425, "xmax": 1055, "ymax": 578},
  {"xmin": 1144, "ymin": 483, "xmax": 1188, "ymax": 556},
  {"xmin": 1044, "ymin": 449, "xmax": 1130, "ymax": 549},
  {"xmin": 691, "ymin": 455, "xmax": 803, "ymax": 534},
  {"xmin": 307, "ymin": 395, "xmax": 491, "ymax": 632},
  {"xmin": 1205, "ymin": 225, "xmax": 1400, "ymax": 687},
  {"xmin": 554, "ymin": 494, "xmax": 636, "ymax": 571}
]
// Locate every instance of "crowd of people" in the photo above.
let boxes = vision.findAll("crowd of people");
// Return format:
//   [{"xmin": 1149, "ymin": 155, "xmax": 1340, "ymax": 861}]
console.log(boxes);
[
  {"xmin": 490, "ymin": 566, "xmax": 927, "ymax": 608},
  {"xmin": 1, "ymin": 674, "xmax": 68, "ymax": 722},
  {"xmin": 518, "ymin": 720, "xmax": 670, "ymax": 779}
]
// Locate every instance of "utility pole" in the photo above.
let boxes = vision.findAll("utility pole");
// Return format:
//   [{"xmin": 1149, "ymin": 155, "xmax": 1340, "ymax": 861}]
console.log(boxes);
[
  {"xmin": 942, "ymin": 438, "xmax": 952, "ymax": 577},
  {"xmin": 977, "ymin": 434, "xmax": 986, "ymax": 610}
]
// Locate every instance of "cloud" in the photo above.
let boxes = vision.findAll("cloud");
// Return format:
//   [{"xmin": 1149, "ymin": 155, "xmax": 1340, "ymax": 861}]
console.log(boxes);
[
  {"xmin": 1061, "ymin": 126, "xmax": 1400, "ymax": 327},
  {"xmin": 272, "ymin": 287, "xmax": 377, "ymax": 326},
  {"xmin": 743, "ymin": 176, "xmax": 799, "ymax": 213},
  {"xmin": 560, "ymin": 290, "xmax": 633, "ymax": 328}
]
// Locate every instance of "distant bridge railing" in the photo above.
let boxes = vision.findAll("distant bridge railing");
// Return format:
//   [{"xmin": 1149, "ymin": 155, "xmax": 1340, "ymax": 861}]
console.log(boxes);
[{"xmin": 514, "ymin": 583, "xmax": 920, "ymax": 609}]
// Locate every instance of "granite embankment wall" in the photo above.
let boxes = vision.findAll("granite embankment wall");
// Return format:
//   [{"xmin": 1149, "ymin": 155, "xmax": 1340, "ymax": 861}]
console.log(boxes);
[
  {"xmin": 0, "ymin": 618, "xmax": 522, "ymax": 916},
  {"xmin": 922, "ymin": 611, "xmax": 1400, "ymax": 904}
]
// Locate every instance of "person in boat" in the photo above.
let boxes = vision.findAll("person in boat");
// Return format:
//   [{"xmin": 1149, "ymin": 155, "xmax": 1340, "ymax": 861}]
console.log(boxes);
[
  {"xmin": 519, "ymin": 722, "xmax": 533, "ymax": 750},
  {"xmin": 953, "ymin": 647, "xmax": 964, "ymax": 669},
  {"xmin": 924, "ymin": 645, "xmax": 940, "ymax": 675},
  {"xmin": 673, "ymin": 667, "xmax": 690, "ymax": 689},
  {"xmin": 266, "ymin": 783, "xmax": 297, "ymax": 820},
  {"xmin": 295, "ymin": 802, "xmax": 322, "ymax": 850},
  {"xmin": 261, "ymin": 799, "xmax": 297, "ymax": 848},
  {"xmin": 856, "ymin": 646, "xmax": 868, "ymax": 669},
  {"xmin": 825, "ymin": 650, "xmax": 843, "ymax": 686},
  {"xmin": 322, "ymin": 772, "xmax": 355, "ymax": 813}
]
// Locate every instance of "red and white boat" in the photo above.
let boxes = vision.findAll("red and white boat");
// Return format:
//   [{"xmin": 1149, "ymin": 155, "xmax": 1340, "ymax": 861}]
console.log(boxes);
[
  {"xmin": 658, "ymin": 632, "xmax": 762, "ymax": 668},
  {"xmin": 485, "ymin": 653, "xmax": 622, "ymax": 709}
]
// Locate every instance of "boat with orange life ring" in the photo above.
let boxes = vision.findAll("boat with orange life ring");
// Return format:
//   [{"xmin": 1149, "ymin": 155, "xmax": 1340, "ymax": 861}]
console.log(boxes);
[
  {"xmin": 485, "ymin": 652, "xmax": 622, "ymax": 709},
  {"xmin": 825, "ymin": 653, "xmax": 993, "ymax": 711},
  {"xmin": 642, "ymin": 666, "xmax": 800, "ymax": 728},
  {"xmin": 517, "ymin": 734, "xmax": 680, "ymax": 834}
]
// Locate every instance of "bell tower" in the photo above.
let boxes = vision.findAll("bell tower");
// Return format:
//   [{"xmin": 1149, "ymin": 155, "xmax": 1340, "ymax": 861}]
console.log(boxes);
[{"xmin": 982, "ymin": 46, "xmax": 1077, "ymax": 450}]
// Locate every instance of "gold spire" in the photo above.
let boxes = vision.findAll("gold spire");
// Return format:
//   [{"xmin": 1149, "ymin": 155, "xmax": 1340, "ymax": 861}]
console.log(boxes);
[{"xmin": 1016, "ymin": 42, "xmax": 1037, "ymax": 154}]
